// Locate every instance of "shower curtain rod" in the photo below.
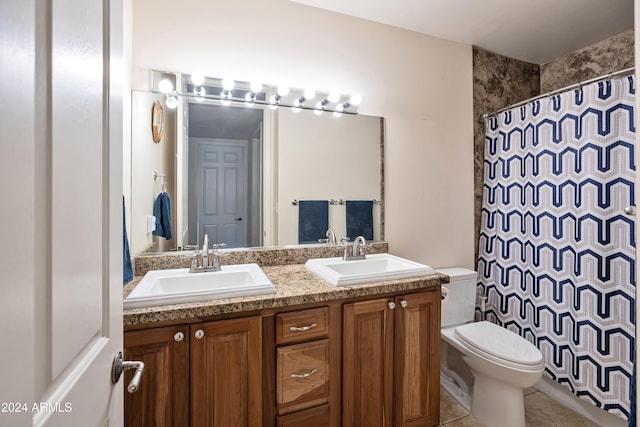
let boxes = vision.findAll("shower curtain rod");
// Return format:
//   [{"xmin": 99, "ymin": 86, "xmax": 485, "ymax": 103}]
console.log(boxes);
[{"xmin": 483, "ymin": 66, "xmax": 635, "ymax": 118}]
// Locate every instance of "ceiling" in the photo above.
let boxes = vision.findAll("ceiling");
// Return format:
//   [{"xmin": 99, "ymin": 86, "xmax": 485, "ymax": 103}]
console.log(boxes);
[{"xmin": 289, "ymin": 0, "xmax": 634, "ymax": 64}]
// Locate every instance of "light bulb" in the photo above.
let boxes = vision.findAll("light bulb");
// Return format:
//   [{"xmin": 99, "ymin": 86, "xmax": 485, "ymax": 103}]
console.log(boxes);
[
  {"xmin": 165, "ymin": 95, "xmax": 178, "ymax": 109},
  {"xmin": 158, "ymin": 78, "xmax": 173, "ymax": 94},
  {"xmin": 222, "ymin": 78, "xmax": 235, "ymax": 91},
  {"xmin": 194, "ymin": 86, "xmax": 206, "ymax": 97},
  {"xmin": 293, "ymin": 98, "xmax": 301, "ymax": 108},
  {"xmin": 244, "ymin": 92, "xmax": 255, "ymax": 106},
  {"xmin": 191, "ymin": 73, "xmax": 205, "ymax": 86},
  {"xmin": 277, "ymin": 85, "xmax": 290, "ymax": 96},
  {"xmin": 315, "ymin": 101, "xmax": 324, "ymax": 110},
  {"xmin": 221, "ymin": 98, "xmax": 231, "ymax": 106},
  {"xmin": 349, "ymin": 94, "xmax": 362, "ymax": 106},
  {"xmin": 250, "ymin": 81, "xmax": 262, "ymax": 93},
  {"xmin": 328, "ymin": 91, "xmax": 340, "ymax": 103},
  {"xmin": 303, "ymin": 88, "xmax": 316, "ymax": 100}
]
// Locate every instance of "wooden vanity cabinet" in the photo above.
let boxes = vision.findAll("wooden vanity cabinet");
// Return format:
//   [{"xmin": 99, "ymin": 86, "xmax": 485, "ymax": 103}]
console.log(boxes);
[
  {"xmin": 123, "ymin": 325, "xmax": 190, "ymax": 427},
  {"xmin": 124, "ymin": 286, "xmax": 440, "ymax": 427},
  {"xmin": 343, "ymin": 288, "xmax": 441, "ymax": 427},
  {"xmin": 124, "ymin": 316, "xmax": 262, "ymax": 427},
  {"xmin": 190, "ymin": 316, "xmax": 262, "ymax": 427},
  {"xmin": 272, "ymin": 306, "xmax": 336, "ymax": 427}
]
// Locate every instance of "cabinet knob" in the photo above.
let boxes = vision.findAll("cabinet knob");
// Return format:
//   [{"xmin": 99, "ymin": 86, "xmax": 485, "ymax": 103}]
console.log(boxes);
[
  {"xmin": 388, "ymin": 302, "xmax": 396, "ymax": 310},
  {"xmin": 174, "ymin": 332, "xmax": 185, "ymax": 342},
  {"xmin": 194, "ymin": 329, "xmax": 205, "ymax": 339},
  {"xmin": 400, "ymin": 300, "xmax": 408, "ymax": 308}
]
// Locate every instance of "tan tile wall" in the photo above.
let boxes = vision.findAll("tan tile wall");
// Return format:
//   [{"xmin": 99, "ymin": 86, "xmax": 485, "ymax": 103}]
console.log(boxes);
[{"xmin": 541, "ymin": 29, "xmax": 634, "ymax": 93}]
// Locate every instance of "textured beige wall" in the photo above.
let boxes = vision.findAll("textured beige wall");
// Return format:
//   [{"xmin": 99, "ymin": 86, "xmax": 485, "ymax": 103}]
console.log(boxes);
[
  {"xmin": 130, "ymin": 91, "xmax": 177, "ymax": 255},
  {"xmin": 131, "ymin": 0, "xmax": 475, "ymax": 269},
  {"xmin": 277, "ymin": 109, "xmax": 381, "ymax": 245}
]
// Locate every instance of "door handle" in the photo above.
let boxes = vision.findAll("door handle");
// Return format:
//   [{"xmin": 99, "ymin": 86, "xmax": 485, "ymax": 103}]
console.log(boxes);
[
  {"xmin": 112, "ymin": 352, "xmax": 145, "ymax": 393},
  {"xmin": 235, "ymin": 217, "xmax": 242, "ymax": 221}
]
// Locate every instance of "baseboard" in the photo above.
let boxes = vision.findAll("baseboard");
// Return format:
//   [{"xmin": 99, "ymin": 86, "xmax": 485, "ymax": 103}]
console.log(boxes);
[{"xmin": 534, "ymin": 376, "xmax": 627, "ymax": 427}]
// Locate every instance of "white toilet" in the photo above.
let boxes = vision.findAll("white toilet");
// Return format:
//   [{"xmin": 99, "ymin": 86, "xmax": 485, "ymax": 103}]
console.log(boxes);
[{"xmin": 438, "ymin": 268, "xmax": 544, "ymax": 427}]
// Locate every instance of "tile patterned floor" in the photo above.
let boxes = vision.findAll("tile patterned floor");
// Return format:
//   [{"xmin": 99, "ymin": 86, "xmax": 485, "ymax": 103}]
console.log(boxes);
[{"xmin": 439, "ymin": 387, "xmax": 600, "ymax": 427}]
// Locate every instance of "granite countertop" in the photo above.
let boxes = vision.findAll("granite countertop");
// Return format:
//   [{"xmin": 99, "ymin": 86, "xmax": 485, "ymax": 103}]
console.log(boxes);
[{"xmin": 123, "ymin": 264, "xmax": 448, "ymax": 328}]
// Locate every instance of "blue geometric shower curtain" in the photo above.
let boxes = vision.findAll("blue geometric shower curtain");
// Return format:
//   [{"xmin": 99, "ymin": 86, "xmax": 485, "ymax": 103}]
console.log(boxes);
[{"xmin": 477, "ymin": 75, "xmax": 636, "ymax": 420}]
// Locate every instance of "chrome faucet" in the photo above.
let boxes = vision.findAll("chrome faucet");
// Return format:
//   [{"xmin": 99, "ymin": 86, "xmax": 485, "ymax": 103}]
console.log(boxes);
[
  {"xmin": 210, "ymin": 242, "xmax": 227, "ymax": 270},
  {"xmin": 352, "ymin": 236, "xmax": 367, "ymax": 259},
  {"xmin": 201, "ymin": 234, "xmax": 209, "ymax": 268},
  {"xmin": 342, "ymin": 235, "xmax": 368, "ymax": 261},
  {"xmin": 190, "ymin": 234, "xmax": 227, "ymax": 273},
  {"xmin": 319, "ymin": 229, "xmax": 337, "ymax": 245}
]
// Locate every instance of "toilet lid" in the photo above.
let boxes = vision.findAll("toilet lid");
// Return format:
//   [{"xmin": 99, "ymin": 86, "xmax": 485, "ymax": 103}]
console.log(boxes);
[{"xmin": 454, "ymin": 321, "xmax": 543, "ymax": 366}]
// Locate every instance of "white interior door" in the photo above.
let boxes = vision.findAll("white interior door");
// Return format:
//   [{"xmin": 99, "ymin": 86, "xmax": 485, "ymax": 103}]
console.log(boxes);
[
  {"xmin": 189, "ymin": 139, "xmax": 249, "ymax": 248},
  {"xmin": 0, "ymin": 0, "xmax": 124, "ymax": 426}
]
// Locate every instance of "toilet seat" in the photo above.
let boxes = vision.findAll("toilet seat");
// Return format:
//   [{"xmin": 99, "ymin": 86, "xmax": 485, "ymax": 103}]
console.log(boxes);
[{"xmin": 454, "ymin": 321, "xmax": 543, "ymax": 370}]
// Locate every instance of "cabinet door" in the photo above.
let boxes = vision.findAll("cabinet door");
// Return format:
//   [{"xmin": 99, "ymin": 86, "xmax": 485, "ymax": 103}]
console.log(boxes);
[
  {"xmin": 343, "ymin": 299, "xmax": 394, "ymax": 427},
  {"xmin": 124, "ymin": 325, "xmax": 190, "ymax": 427},
  {"xmin": 394, "ymin": 291, "xmax": 441, "ymax": 427},
  {"xmin": 191, "ymin": 316, "xmax": 262, "ymax": 427}
]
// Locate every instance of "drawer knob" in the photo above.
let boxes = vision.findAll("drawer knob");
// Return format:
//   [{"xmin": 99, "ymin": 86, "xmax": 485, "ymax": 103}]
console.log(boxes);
[
  {"xmin": 289, "ymin": 323, "xmax": 317, "ymax": 332},
  {"xmin": 174, "ymin": 332, "xmax": 185, "ymax": 342},
  {"xmin": 388, "ymin": 302, "xmax": 396, "ymax": 310},
  {"xmin": 290, "ymin": 368, "xmax": 318, "ymax": 379},
  {"xmin": 194, "ymin": 329, "xmax": 205, "ymax": 339},
  {"xmin": 400, "ymin": 300, "xmax": 408, "ymax": 308}
]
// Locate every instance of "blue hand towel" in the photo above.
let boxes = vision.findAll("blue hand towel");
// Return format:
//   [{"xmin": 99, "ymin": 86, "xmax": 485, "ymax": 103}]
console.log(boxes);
[
  {"xmin": 152, "ymin": 192, "xmax": 173, "ymax": 240},
  {"xmin": 346, "ymin": 200, "xmax": 374, "ymax": 241},
  {"xmin": 298, "ymin": 200, "xmax": 329, "ymax": 244},
  {"xmin": 123, "ymin": 196, "xmax": 134, "ymax": 284}
]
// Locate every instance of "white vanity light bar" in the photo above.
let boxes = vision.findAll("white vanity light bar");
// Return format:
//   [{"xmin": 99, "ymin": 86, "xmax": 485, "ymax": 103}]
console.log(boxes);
[
  {"xmin": 201, "ymin": 77, "xmax": 358, "ymax": 114},
  {"xmin": 151, "ymin": 71, "xmax": 361, "ymax": 114}
]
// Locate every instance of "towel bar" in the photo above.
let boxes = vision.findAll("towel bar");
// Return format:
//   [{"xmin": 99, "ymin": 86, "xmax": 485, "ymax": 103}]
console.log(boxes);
[{"xmin": 291, "ymin": 198, "xmax": 381, "ymax": 206}]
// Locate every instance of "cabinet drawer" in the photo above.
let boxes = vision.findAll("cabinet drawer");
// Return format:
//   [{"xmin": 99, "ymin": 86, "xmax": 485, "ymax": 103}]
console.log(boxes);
[
  {"xmin": 277, "ymin": 404, "xmax": 330, "ymax": 427},
  {"xmin": 277, "ymin": 339, "xmax": 330, "ymax": 408},
  {"xmin": 276, "ymin": 307, "xmax": 329, "ymax": 344}
]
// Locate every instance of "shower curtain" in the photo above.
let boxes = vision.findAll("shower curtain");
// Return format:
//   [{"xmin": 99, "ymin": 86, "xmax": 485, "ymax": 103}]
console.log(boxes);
[{"xmin": 478, "ymin": 75, "xmax": 636, "ymax": 420}]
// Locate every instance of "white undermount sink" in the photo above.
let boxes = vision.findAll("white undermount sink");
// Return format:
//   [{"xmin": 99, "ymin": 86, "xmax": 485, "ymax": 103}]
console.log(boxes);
[
  {"xmin": 305, "ymin": 253, "xmax": 435, "ymax": 286},
  {"xmin": 124, "ymin": 263, "xmax": 276, "ymax": 309}
]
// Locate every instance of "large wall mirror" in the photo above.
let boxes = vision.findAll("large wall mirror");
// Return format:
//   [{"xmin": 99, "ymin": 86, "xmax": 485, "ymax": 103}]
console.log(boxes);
[{"xmin": 129, "ymin": 89, "xmax": 384, "ymax": 254}]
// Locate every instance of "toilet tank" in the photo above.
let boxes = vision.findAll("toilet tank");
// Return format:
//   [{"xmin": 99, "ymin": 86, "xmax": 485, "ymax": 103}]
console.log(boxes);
[{"xmin": 437, "ymin": 267, "xmax": 478, "ymax": 328}]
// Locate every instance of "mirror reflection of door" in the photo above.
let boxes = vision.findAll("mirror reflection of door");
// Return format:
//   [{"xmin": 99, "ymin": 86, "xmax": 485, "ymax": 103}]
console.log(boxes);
[
  {"xmin": 187, "ymin": 103, "xmax": 263, "ymax": 248},
  {"xmin": 189, "ymin": 139, "xmax": 248, "ymax": 247}
]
